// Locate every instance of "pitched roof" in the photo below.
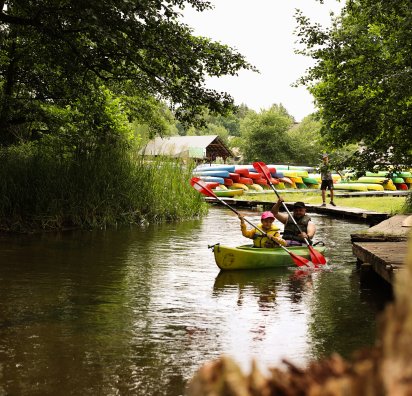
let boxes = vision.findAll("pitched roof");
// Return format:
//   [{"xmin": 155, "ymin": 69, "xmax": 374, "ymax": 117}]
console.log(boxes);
[{"xmin": 141, "ymin": 135, "xmax": 234, "ymax": 160}]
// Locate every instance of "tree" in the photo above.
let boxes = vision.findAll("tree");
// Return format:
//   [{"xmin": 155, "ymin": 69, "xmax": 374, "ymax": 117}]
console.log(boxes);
[
  {"xmin": 295, "ymin": 0, "xmax": 412, "ymax": 171},
  {"xmin": 0, "ymin": 0, "xmax": 255, "ymax": 146},
  {"xmin": 240, "ymin": 104, "xmax": 294, "ymax": 163},
  {"xmin": 287, "ymin": 114, "xmax": 324, "ymax": 165}
]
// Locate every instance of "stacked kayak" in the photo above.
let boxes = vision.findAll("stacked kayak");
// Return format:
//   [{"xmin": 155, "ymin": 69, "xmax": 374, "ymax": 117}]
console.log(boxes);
[
  {"xmin": 333, "ymin": 183, "xmax": 369, "ymax": 192},
  {"xmin": 193, "ymin": 164, "xmax": 280, "ymax": 194},
  {"xmin": 348, "ymin": 171, "xmax": 412, "ymax": 190},
  {"xmin": 213, "ymin": 189, "xmax": 244, "ymax": 197},
  {"xmin": 309, "ymin": 173, "xmax": 342, "ymax": 184},
  {"xmin": 356, "ymin": 177, "xmax": 397, "ymax": 190},
  {"xmin": 212, "ymin": 244, "xmax": 326, "ymax": 270},
  {"xmin": 193, "ymin": 164, "xmax": 412, "ymax": 193}
]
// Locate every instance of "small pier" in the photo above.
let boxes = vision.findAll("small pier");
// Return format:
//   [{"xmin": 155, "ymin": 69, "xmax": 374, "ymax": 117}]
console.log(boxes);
[
  {"xmin": 352, "ymin": 241, "xmax": 408, "ymax": 284},
  {"xmin": 351, "ymin": 215, "xmax": 411, "ymax": 285}
]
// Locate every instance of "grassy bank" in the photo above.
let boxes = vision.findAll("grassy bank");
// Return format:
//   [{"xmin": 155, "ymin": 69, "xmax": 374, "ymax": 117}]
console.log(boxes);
[
  {"xmin": 0, "ymin": 144, "xmax": 206, "ymax": 233},
  {"xmin": 240, "ymin": 191, "xmax": 409, "ymax": 215}
]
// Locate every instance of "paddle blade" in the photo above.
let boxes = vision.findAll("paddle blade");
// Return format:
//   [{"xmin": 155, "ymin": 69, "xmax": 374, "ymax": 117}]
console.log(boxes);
[
  {"xmin": 308, "ymin": 246, "xmax": 327, "ymax": 265},
  {"xmin": 190, "ymin": 177, "xmax": 217, "ymax": 199},
  {"xmin": 286, "ymin": 249, "xmax": 311, "ymax": 268},
  {"xmin": 252, "ymin": 161, "xmax": 273, "ymax": 181}
]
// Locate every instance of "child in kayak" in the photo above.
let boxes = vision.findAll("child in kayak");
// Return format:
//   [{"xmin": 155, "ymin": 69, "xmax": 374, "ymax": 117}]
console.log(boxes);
[{"xmin": 238, "ymin": 211, "xmax": 287, "ymax": 248}]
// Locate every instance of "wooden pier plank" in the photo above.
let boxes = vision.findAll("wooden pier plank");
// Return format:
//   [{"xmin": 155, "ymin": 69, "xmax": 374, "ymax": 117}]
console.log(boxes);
[
  {"xmin": 351, "ymin": 215, "xmax": 411, "ymax": 242},
  {"xmin": 352, "ymin": 242, "xmax": 408, "ymax": 284}
]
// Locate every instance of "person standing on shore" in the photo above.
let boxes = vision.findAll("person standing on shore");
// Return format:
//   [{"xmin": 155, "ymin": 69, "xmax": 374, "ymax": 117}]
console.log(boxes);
[{"xmin": 319, "ymin": 153, "xmax": 336, "ymax": 207}]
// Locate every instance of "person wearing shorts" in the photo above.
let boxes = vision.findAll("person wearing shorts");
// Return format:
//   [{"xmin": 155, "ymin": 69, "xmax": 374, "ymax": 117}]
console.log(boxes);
[{"xmin": 320, "ymin": 153, "xmax": 336, "ymax": 206}]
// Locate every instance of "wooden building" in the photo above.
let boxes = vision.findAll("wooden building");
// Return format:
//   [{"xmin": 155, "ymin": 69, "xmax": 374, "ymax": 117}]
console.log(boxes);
[{"xmin": 141, "ymin": 135, "xmax": 234, "ymax": 162}]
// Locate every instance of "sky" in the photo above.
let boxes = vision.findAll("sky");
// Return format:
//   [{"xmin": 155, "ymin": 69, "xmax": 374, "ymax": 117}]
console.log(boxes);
[{"xmin": 182, "ymin": 0, "xmax": 343, "ymax": 121}]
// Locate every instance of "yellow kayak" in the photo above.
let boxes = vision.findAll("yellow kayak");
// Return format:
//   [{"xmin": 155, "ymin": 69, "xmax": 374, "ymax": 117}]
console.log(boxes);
[{"xmin": 212, "ymin": 189, "xmax": 244, "ymax": 197}]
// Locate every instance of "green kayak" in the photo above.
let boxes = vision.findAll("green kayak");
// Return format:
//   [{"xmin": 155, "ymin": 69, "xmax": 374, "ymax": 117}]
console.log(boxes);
[
  {"xmin": 302, "ymin": 177, "xmax": 320, "ymax": 185},
  {"xmin": 212, "ymin": 244, "xmax": 326, "ymax": 270}
]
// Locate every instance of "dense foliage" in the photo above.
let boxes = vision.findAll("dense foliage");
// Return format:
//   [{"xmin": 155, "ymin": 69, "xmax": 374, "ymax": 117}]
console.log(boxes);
[
  {"xmin": 175, "ymin": 104, "xmax": 328, "ymax": 166},
  {"xmin": 239, "ymin": 105, "xmax": 294, "ymax": 164},
  {"xmin": 287, "ymin": 115, "xmax": 325, "ymax": 166},
  {"xmin": 0, "ymin": 0, "xmax": 255, "ymax": 146},
  {"xmin": 295, "ymin": 0, "xmax": 412, "ymax": 172}
]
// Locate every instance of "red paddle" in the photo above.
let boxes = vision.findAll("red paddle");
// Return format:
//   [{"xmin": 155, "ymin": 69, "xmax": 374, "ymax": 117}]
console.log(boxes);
[
  {"xmin": 252, "ymin": 162, "xmax": 327, "ymax": 266},
  {"xmin": 190, "ymin": 177, "xmax": 312, "ymax": 268}
]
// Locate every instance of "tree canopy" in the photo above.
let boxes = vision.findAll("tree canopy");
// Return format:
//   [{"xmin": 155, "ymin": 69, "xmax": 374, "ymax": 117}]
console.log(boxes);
[
  {"xmin": 287, "ymin": 114, "xmax": 324, "ymax": 166},
  {"xmin": 0, "ymin": 0, "xmax": 255, "ymax": 146},
  {"xmin": 239, "ymin": 104, "xmax": 294, "ymax": 164},
  {"xmin": 295, "ymin": 0, "xmax": 412, "ymax": 171}
]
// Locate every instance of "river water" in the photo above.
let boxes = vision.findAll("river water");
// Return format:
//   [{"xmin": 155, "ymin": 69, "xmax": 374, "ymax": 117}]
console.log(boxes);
[{"xmin": 0, "ymin": 207, "xmax": 391, "ymax": 395}]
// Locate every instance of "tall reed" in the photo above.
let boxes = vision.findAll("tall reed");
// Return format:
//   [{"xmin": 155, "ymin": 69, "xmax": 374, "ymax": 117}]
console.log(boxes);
[{"xmin": 0, "ymin": 143, "xmax": 206, "ymax": 232}]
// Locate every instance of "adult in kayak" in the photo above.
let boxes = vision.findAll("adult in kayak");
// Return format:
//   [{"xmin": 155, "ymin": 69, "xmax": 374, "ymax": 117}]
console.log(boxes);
[
  {"xmin": 238, "ymin": 211, "xmax": 287, "ymax": 248},
  {"xmin": 270, "ymin": 199, "xmax": 316, "ymax": 246}
]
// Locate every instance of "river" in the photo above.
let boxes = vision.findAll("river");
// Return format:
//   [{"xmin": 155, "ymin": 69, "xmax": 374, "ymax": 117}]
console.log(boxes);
[{"xmin": 0, "ymin": 207, "xmax": 392, "ymax": 395}]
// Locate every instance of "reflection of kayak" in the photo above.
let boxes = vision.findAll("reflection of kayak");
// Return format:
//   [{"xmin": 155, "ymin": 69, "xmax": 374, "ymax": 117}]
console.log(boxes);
[
  {"xmin": 212, "ymin": 244, "xmax": 326, "ymax": 270},
  {"xmin": 213, "ymin": 268, "xmax": 287, "ymax": 293}
]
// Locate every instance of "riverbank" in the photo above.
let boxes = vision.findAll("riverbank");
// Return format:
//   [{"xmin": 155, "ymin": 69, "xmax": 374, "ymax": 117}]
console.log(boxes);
[
  {"xmin": 237, "ymin": 190, "xmax": 408, "ymax": 214},
  {"xmin": 205, "ymin": 196, "xmax": 392, "ymax": 225}
]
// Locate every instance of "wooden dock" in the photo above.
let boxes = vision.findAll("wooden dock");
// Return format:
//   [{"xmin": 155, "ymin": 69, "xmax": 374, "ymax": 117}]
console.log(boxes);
[
  {"xmin": 352, "ymin": 241, "xmax": 408, "ymax": 285},
  {"xmin": 351, "ymin": 215, "xmax": 411, "ymax": 285},
  {"xmin": 204, "ymin": 197, "xmax": 389, "ymax": 225}
]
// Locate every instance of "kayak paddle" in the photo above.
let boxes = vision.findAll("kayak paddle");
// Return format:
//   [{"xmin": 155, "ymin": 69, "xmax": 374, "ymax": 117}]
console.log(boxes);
[
  {"xmin": 252, "ymin": 162, "xmax": 326, "ymax": 266},
  {"xmin": 190, "ymin": 177, "xmax": 312, "ymax": 268}
]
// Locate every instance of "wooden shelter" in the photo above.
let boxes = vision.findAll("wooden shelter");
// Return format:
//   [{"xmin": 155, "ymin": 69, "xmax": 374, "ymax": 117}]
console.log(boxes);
[{"xmin": 141, "ymin": 135, "xmax": 234, "ymax": 162}]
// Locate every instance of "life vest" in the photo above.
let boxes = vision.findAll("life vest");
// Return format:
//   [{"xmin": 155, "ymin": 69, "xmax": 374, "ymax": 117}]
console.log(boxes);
[
  {"xmin": 253, "ymin": 223, "xmax": 280, "ymax": 248},
  {"xmin": 283, "ymin": 215, "xmax": 311, "ymax": 242}
]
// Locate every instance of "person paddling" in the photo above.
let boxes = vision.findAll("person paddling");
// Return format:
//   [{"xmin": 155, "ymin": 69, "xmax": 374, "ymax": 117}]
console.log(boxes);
[
  {"xmin": 271, "ymin": 199, "xmax": 316, "ymax": 246},
  {"xmin": 238, "ymin": 211, "xmax": 287, "ymax": 248}
]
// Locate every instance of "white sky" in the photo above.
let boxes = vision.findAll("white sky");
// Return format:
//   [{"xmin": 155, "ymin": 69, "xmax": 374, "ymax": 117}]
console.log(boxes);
[{"xmin": 182, "ymin": 0, "xmax": 343, "ymax": 121}]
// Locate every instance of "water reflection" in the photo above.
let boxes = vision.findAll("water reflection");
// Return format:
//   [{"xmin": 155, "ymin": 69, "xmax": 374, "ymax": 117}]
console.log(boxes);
[{"xmin": 0, "ymin": 207, "xmax": 391, "ymax": 395}]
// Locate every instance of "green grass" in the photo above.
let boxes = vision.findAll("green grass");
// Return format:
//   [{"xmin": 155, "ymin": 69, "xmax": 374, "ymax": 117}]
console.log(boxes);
[{"xmin": 240, "ymin": 191, "xmax": 409, "ymax": 215}]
